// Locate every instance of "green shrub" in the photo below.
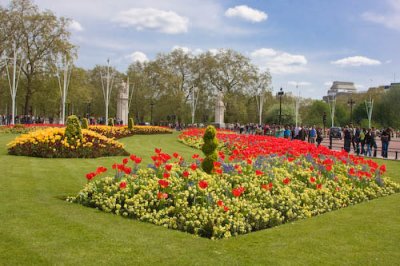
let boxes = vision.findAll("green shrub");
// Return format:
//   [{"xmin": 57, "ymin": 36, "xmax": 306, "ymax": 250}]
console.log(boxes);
[
  {"xmin": 128, "ymin": 118, "xmax": 134, "ymax": 130},
  {"xmin": 108, "ymin": 118, "xmax": 114, "ymax": 126},
  {"xmin": 81, "ymin": 118, "xmax": 89, "ymax": 129},
  {"xmin": 201, "ymin": 125, "xmax": 218, "ymax": 174},
  {"xmin": 65, "ymin": 115, "xmax": 83, "ymax": 145}
]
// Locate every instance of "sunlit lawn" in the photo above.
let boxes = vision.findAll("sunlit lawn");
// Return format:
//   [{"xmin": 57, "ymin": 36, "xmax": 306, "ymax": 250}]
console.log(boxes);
[{"xmin": 0, "ymin": 132, "xmax": 399, "ymax": 265}]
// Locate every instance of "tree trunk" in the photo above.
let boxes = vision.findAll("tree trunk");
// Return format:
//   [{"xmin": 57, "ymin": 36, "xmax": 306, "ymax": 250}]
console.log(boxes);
[{"xmin": 24, "ymin": 76, "xmax": 33, "ymax": 115}]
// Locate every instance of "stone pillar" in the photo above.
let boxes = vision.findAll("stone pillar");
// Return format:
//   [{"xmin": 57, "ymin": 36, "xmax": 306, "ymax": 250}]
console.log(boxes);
[
  {"xmin": 214, "ymin": 92, "xmax": 225, "ymax": 128},
  {"xmin": 117, "ymin": 81, "xmax": 129, "ymax": 125}
]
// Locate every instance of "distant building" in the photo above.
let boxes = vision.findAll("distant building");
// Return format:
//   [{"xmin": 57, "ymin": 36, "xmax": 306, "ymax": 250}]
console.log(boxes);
[{"xmin": 323, "ymin": 81, "xmax": 357, "ymax": 102}]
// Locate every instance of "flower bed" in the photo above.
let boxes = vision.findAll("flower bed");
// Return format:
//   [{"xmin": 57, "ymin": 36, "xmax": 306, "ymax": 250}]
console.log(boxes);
[
  {"xmin": 7, "ymin": 127, "xmax": 129, "ymax": 158},
  {"xmin": 68, "ymin": 139, "xmax": 400, "ymax": 239},
  {"xmin": 88, "ymin": 125, "xmax": 172, "ymax": 139},
  {"xmin": 0, "ymin": 124, "xmax": 64, "ymax": 134}
]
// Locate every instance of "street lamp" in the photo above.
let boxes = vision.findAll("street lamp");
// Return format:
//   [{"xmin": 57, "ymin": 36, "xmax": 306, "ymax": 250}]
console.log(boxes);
[
  {"xmin": 278, "ymin": 87, "xmax": 284, "ymax": 125},
  {"xmin": 347, "ymin": 96, "xmax": 355, "ymax": 125}
]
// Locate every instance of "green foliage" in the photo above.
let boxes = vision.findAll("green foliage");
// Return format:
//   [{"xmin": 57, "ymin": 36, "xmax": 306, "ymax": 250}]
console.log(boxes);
[
  {"xmin": 0, "ymin": 133, "xmax": 400, "ymax": 264},
  {"xmin": 81, "ymin": 118, "xmax": 89, "ymax": 129},
  {"xmin": 65, "ymin": 115, "xmax": 83, "ymax": 144},
  {"xmin": 108, "ymin": 118, "xmax": 114, "ymax": 126},
  {"xmin": 128, "ymin": 118, "xmax": 134, "ymax": 130},
  {"xmin": 300, "ymin": 100, "xmax": 330, "ymax": 127},
  {"xmin": 201, "ymin": 125, "xmax": 218, "ymax": 174}
]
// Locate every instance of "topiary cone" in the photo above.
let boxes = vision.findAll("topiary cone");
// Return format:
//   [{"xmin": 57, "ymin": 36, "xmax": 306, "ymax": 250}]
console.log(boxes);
[
  {"xmin": 201, "ymin": 125, "xmax": 218, "ymax": 174},
  {"xmin": 128, "ymin": 118, "xmax": 134, "ymax": 130},
  {"xmin": 65, "ymin": 115, "xmax": 83, "ymax": 145},
  {"xmin": 81, "ymin": 118, "xmax": 89, "ymax": 129}
]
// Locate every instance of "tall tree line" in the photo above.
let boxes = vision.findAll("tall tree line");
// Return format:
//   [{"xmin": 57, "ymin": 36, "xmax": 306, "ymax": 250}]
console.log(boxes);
[{"xmin": 1, "ymin": 0, "xmax": 399, "ymax": 127}]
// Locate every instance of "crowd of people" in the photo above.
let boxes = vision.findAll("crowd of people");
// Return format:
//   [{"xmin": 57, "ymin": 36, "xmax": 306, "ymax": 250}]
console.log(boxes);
[
  {"xmin": 227, "ymin": 123, "xmax": 325, "ymax": 146},
  {"xmin": 342, "ymin": 125, "xmax": 393, "ymax": 158}
]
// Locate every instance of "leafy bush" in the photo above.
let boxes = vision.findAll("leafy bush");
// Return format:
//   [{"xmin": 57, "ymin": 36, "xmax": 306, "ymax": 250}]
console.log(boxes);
[
  {"xmin": 65, "ymin": 115, "xmax": 82, "ymax": 145},
  {"xmin": 201, "ymin": 125, "xmax": 218, "ymax": 174},
  {"xmin": 128, "ymin": 118, "xmax": 134, "ymax": 130},
  {"xmin": 7, "ymin": 127, "xmax": 129, "ymax": 158},
  {"xmin": 81, "ymin": 118, "xmax": 89, "ymax": 129}
]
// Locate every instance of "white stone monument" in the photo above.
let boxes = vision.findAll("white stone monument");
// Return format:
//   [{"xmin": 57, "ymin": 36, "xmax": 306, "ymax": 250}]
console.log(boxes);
[
  {"xmin": 214, "ymin": 91, "xmax": 225, "ymax": 128},
  {"xmin": 117, "ymin": 81, "xmax": 129, "ymax": 125}
]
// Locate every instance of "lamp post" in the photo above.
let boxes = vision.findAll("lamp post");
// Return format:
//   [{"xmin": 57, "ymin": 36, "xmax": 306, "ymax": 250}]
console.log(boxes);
[
  {"xmin": 278, "ymin": 87, "xmax": 284, "ymax": 125},
  {"xmin": 347, "ymin": 96, "xmax": 355, "ymax": 124},
  {"xmin": 150, "ymin": 101, "xmax": 155, "ymax": 125}
]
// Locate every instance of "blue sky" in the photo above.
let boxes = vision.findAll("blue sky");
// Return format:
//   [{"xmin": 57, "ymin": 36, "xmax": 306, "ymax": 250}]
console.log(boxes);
[{"xmin": 2, "ymin": 0, "xmax": 399, "ymax": 99}]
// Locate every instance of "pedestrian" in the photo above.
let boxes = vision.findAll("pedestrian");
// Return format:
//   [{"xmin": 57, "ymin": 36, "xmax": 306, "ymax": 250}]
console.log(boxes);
[
  {"xmin": 364, "ymin": 129, "xmax": 372, "ymax": 156},
  {"xmin": 343, "ymin": 125, "xmax": 352, "ymax": 152},
  {"xmin": 354, "ymin": 127, "xmax": 361, "ymax": 155},
  {"xmin": 309, "ymin": 126, "xmax": 317, "ymax": 144},
  {"xmin": 316, "ymin": 127, "xmax": 323, "ymax": 147},
  {"xmin": 370, "ymin": 127, "xmax": 378, "ymax": 157},
  {"xmin": 283, "ymin": 125, "xmax": 291, "ymax": 139},
  {"xmin": 360, "ymin": 128, "xmax": 366, "ymax": 154},
  {"xmin": 381, "ymin": 128, "xmax": 391, "ymax": 158}
]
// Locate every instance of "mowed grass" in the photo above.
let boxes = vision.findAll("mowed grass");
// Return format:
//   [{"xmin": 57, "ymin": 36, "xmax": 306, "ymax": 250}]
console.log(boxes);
[{"xmin": 0, "ymin": 132, "xmax": 399, "ymax": 265}]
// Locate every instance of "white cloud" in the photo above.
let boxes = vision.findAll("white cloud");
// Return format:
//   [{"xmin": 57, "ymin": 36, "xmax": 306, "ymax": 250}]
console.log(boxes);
[
  {"xmin": 113, "ymin": 8, "xmax": 189, "ymax": 34},
  {"xmin": 69, "ymin": 20, "xmax": 84, "ymax": 32},
  {"xmin": 362, "ymin": 0, "xmax": 400, "ymax": 30},
  {"xmin": 288, "ymin": 81, "xmax": 311, "ymax": 86},
  {"xmin": 172, "ymin": 45, "xmax": 191, "ymax": 54},
  {"xmin": 331, "ymin": 56, "xmax": 381, "ymax": 67},
  {"xmin": 225, "ymin": 5, "xmax": 267, "ymax": 23},
  {"xmin": 250, "ymin": 48, "xmax": 308, "ymax": 74},
  {"xmin": 208, "ymin": 48, "xmax": 219, "ymax": 55},
  {"xmin": 127, "ymin": 51, "xmax": 149, "ymax": 63}
]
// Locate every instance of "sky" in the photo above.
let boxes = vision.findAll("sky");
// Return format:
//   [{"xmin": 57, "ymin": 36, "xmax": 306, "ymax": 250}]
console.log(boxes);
[{"xmin": 2, "ymin": 0, "xmax": 399, "ymax": 99}]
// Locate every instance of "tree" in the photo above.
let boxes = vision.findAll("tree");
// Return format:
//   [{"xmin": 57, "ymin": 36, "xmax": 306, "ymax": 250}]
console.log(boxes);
[
  {"xmin": 300, "ymin": 100, "xmax": 330, "ymax": 127},
  {"xmin": 200, "ymin": 49, "xmax": 256, "ymax": 123},
  {"xmin": 4, "ymin": 0, "xmax": 74, "ymax": 115},
  {"xmin": 249, "ymin": 70, "xmax": 271, "ymax": 124}
]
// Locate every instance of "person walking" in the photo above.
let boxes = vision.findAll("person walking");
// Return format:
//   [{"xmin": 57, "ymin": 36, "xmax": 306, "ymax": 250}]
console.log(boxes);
[
  {"xmin": 381, "ymin": 128, "xmax": 391, "ymax": 158},
  {"xmin": 316, "ymin": 127, "xmax": 323, "ymax": 147},
  {"xmin": 360, "ymin": 128, "xmax": 366, "ymax": 154},
  {"xmin": 354, "ymin": 127, "xmax": 361, "ymax": 155},
  {"xmin": 343, "ymin": 126, "xmax": 352, "ymax": 152},
  {"xmin": 309, "ymin": 126, "xmax": 317, "ymax": 144},
  {"xmin": 364, "ymin": 129, "xmax": 372, "ymax": 156},
  {"xmin": 370, "ymin": 127, "xmax": 378, "ymax": 157}
]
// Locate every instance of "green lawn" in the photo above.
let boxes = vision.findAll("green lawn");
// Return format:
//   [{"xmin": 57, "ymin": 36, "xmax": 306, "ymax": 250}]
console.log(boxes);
[{"xmin": 1, "ymin": 132, "xmax": 399, "ymax": 265}]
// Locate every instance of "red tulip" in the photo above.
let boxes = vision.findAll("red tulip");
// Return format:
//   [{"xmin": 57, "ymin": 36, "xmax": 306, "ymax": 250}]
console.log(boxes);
[
  {"xmin": 190, "ymin": 163, "xmax": 197, "ymax": 171},
  {"xmin": 182, "ymin": 170, "xmax": 190, "ymax": 178},
  {"xmin": 283, "ymin": 177, "xmax": 290, "ymax": 185},
  {"xmin": 198, "ymin": 180, "xmax": 208, "ymax": 189},
  {"xmin": 158, "ymin": 179, "xmax": 169, "ymax": 188},
  {"xmin": 119, "ymin": 181, "xmax": 127, "ymax": 189},
  {"xmin": 163, "ymin": 172, "xmax": 170, "ymax": 179},
  {"xmin": 165, "ymin": 164, "xmax": 172, "ymax": 171},
  {"xmin": 255, "ymin": 170, "xmax": 263, "ymax": 176}
]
